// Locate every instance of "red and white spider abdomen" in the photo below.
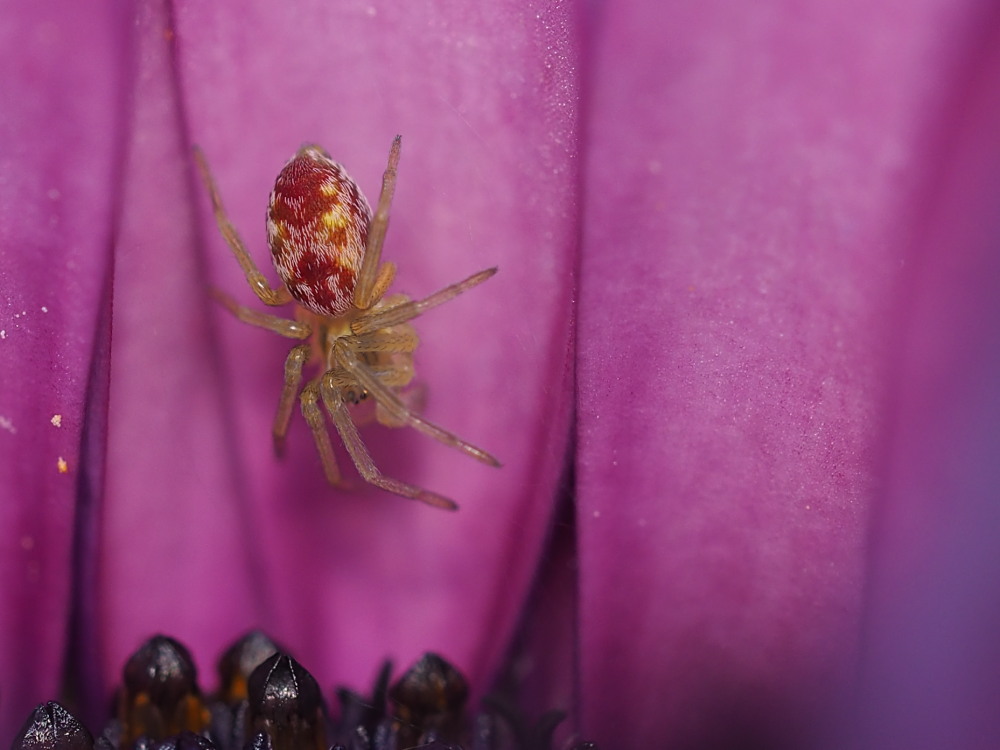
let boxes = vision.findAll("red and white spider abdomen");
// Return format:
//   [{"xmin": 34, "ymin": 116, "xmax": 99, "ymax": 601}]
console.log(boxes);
[{"xmin": 266, "ymin": 145, "xmax": 372, "ymax": 316}]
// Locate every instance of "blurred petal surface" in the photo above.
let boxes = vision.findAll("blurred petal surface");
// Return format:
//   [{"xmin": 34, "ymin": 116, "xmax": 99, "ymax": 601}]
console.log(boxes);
[
  {"xmin": 848, "ymin": 11, "xmax": 1000, "ymax": 748},
  {"xmin": 0, "ymin": 0, "xmax": 128, "ymax": 732},
  {"xmin": 576, "ymin": 0, "xmax": 984, "ymax": 745}
]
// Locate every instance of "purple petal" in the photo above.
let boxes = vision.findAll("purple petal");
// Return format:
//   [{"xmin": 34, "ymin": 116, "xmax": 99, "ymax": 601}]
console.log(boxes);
[
  {"xmin": 576, "ymin": 0, "xmax": 985, "ymax": 745},
  {"xmin": 98, "ymin": 0, "xmax": 579, "ymax": 698},
  {"xmin": 499, "ymin": 519, "xmax": 582, "ymax": 745},
  {"xmin": 0, "ymin": 1, "xmax": 128, "ymax": 733},
  {"xmin": 845, "ymin": 15, "xmax": 1000, "ymax": 748}
]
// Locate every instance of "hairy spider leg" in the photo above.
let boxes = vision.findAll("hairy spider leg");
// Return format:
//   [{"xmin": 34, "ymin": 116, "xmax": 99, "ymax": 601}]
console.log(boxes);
[
  {"xmin": 299, "ymin": 380, "xmax": 342, "ymax": 486},
  {"xmin": 320, "ymin": 375, "xmax": 458, "ymax": 510},
  {"xmin": 332, "ymin": 342, "xmax": 500, "ymax": 467},
  {"xmin": 323, "ymin": 354, "xmax": 418, "ymax": 428},
  {"xmin": 353, "ymin": 136, "xmax": 402, "ymax": 311},
  {"xmin": 211, "ymin": 289, "xmax": 311, "ymax": 339},
  {"xmin": 351, "ymin": 268, "xmax": 498, "ymax": 335},
  {"xmin": 363, "ymin": 260, "xmax": 397, "ymax": 311},
  {"xmin": 348, "ymin": 328, "xmax": 420, "ymax": 354},
  {"xmin": 274, "ymin": 344, "xmax": 311, "ymax": 456},
  {"xmin": 194, "ymin": 146, "xmax": 292, "ymax": 307}
]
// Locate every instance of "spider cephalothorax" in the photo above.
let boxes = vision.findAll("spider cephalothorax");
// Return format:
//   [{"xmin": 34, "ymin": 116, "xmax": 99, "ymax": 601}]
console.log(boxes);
[{"xmin": 194, "ymin": 137, "xmax": 498, "ymax": 510}]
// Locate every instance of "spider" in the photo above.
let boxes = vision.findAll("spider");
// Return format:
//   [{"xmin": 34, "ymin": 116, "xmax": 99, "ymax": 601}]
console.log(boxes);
[{"xmin": 193, "ymin": 136, "xmax": 499, "ymax": 510}]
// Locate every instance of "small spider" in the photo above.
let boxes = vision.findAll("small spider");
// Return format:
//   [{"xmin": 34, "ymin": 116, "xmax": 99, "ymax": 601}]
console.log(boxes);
[{"xmin": 193, "ymin": 136, "xmax": 499, "ymax": 510}]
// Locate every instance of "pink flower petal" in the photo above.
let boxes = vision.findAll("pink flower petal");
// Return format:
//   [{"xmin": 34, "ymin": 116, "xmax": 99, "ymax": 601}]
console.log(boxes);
[
  {"xmin": 99, "ymin": 0, "xmax": 580, "ymax": 698},
  {"xmin": 576, "ymin": 0, "xmax": 983, "ymax": 744},
  {"xmin": 0, "ymin": 1, "xmax": 128, "ymax": 733},
  {"xmin": 845, "ymin": 14, "xmax": 1000, "ymax": 747}
]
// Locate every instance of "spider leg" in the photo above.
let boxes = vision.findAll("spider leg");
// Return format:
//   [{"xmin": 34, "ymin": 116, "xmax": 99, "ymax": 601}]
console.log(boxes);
[
  {"xmin": 353, "ymin": 136, "xmax": 401, "ymax": 310},
  {"xmin": 274, "ymin": 344, "xmax": 311, "ymax": 456},
  {"xmin": 349, "ymin": 328, "xmax": 419, "ymax": 353},
  {"xmin": 333, "ymin": 342, "xmax": 500, "ymax": 467},
  {"xmin": 211, "ymin": 289, "xmax": 311, "ymax": 339},
  {"xmin": 336, "ymin": 349, "xmax": 418, "ymax": 428},
  {"xmin": 319, "ymin": 375, "xmax": 458, "ymax": 510},
  {"xmin": 193, "ymin": 146, "xmax": 292, "ymax": 307},
  {"xmin": 375, "ymin": 381, "xmax": 426, "ymax": 428},
  {"xmin": 366, "ymin": 261, "xmax": 396, "ymax": 308},
  {"xmin": 351, "ymin": 267, "xmax": 497, "ymax": 335},
  {"xmin": 368, "ymin": 360, "xmax": 415, "ymax": 387},
  {"xmin": 299, "ymin": 380, "xmax": 343, "ymax": 485},
  {"xmin": 325, "ymin": 359, "xmax": 415, "ymax": 397}
]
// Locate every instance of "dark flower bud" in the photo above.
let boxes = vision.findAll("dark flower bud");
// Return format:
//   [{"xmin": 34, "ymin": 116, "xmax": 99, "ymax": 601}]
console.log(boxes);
[
  {"xmin": 390, "ymin": 653, "xmax": 468, "ymax": 720},
  {"xmin": 243, "ymin": 732, "xmax": 271, "ymax": 750},
  {"xmin": 12, "ymin": 702, "xmax": 93, "ymax": 750},
  {"xmin": 369, "ymin": 719, "xmax": 393, "ymax": 750},
  {"xmin": 216, "ymin": 631, "xmax": 280, "ymax": 706},
  {"xmin": 388, "ymin": 653, "xmax": 468, "ymax": 746},
  {"xmin": 246, "ymin": 654, "xmax": 325, "ymax": 750},
  {"xmin": 148, "ymin": 733, "xmax": 217, "ymax": 750},
  {"xmin": 211, "ymin": 632, "xmax": 280, "ymax": 750},
  {"xmin": 118, "ymin": 635, "xmax": 210, "ymax": 747},
  {"xmin": 333, "ymin": 660, "xmax": 391, "ymax": 747}
]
